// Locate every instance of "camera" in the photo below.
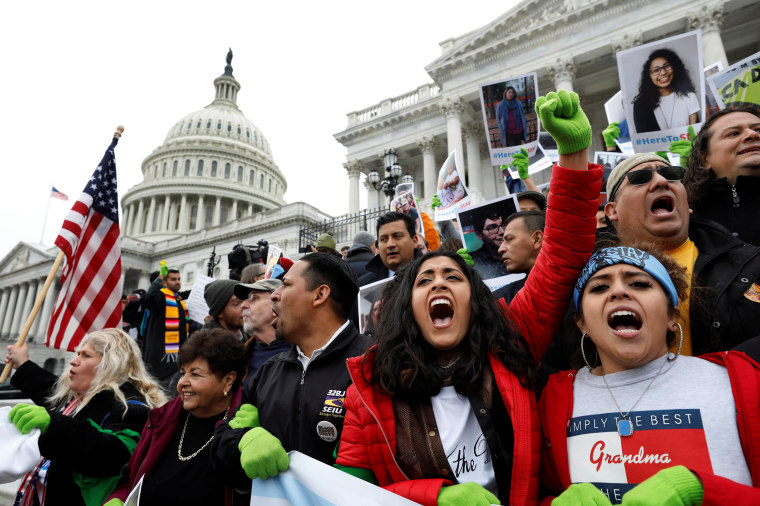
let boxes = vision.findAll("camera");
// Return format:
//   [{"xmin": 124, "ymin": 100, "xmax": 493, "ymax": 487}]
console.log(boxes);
[{"xmin": 227, "ymin": 239, "xmax": 269, "ymax": 280}]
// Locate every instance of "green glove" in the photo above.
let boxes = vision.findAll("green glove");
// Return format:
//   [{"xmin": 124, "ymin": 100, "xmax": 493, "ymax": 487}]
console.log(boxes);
[
  {"xmin": 431, "ymin": 195, "xmax": 441, "ymax": 209},
  {"xmin": 9, "ymin": 403, "xmax": 51, "ymax": 434},
  {"xmin": 159, "ymin": 260, "xmax": 168, "ymax": 277},
  {"xmin": 499, "ymin": 164, "xmax": 510, "ymax": 177},
  {"xmin": 552, "ymin": 483, "xmax": 612, "ymax": 505},
  {"xmin": 668, "ymin": 125, "xmax": 697, "ymax": 165},
  {"xmin": 602, "ymin": 122, "xmax": 621, "ymax": 148},
  {"xmin": 456, "ymin": 248, "xmax": 474, "ymax": 267},
  {"xmin": 655, "ymin": 150, "xmax": 669, "ymax": 160},
  {"xmin": 239, "ymin": 427, "xmax": 289, "ymax": 480},
  {"xmin": 103, "ymin": 499, "xmax": 124, "ymax": 506},
  {"xmin": 229, "ymin": 403, "xmax": 259, "ymax": 430},
  {"xmin": 512, "ymin": 148, "xmax": 530, "ymax": 179},
  {"xmin": 622, "ymin": 466, "xmax": 703, "ymax": 506},
  {"xmin": 535, "ymin": 90, "xmax": 592, "ymax": 155},
  {"xmin": 437, "ymin": 482, "xmax": 500, "ymax": 505}
]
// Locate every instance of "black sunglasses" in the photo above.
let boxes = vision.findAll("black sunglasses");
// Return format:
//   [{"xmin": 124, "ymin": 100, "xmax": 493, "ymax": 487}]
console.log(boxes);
[{"xmin": 609, "ymin": 166, "xmax": 685, "ymax": 201}]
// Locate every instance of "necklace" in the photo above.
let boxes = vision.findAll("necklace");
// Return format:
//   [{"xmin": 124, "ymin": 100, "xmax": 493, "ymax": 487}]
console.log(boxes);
[
  {"xmin": 600, "ymin": 355, "xmax": 671, "ymax": 437},
  {"xmin": 659, "ymin": 94, "xmax": 677, "ymax": 130},
  {"xmin": 177, "ymin": 410, "xmax": 227, "ymax": 461}
]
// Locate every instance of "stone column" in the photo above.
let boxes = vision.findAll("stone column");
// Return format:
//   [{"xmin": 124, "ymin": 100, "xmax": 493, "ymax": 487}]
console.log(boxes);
[
  {"xmin": 441, "ymin": 97, "xmax": 466, "ymax": 179},
  {"xmin": 547, "ymin": 57, "xmax": 576, "ymax": 92},
  {"xmin": 146, "ymin": 197, "xmax": 156, "ymax": 233},
  {"xmin": 169, "ymin": 199, "xmax": 179, "ymax": 231},
  {"xmin": 196, "ymin": 195, "xmax": 205, "ymax": 230},
  {"xmin": 248, "ymin": 203, "xmax": 253, "ymax": 216},
  {"xmin": 161, "ymin": 196, "xmax": 171, "ymax": 232},
  {"xmin": 178, "ymin": 195, "xmax": 189, "ymax": 232},
  {"xmin": 122, "ymin": 204, "xmax": 133, "ymax": 237},
  {"xmin": 213, "ymin": 196, "xmax": 221, "ymax": 227},
  {"xmin": 36, "ymin": 281, "xmax": 58, "ymax": 340},
  {"xmin": 0, "ymin": 289, "xmax": 10, "ymax": 335},
  {"xmin": 231, "ymin": 199, "xmax": 238, "ymax": 221},
  {"xmin": 365, "ymin": 179, "xmax": 379, "ymax": 210},
  {"xmin": 137, "ymin": 271, "xmax": 151, "ymax": 289},
  {"xmin": 9, "ymin": 283, "xmax": 29, "ymax": 337},
  {"xmin": 463, "ymin": 122, "xmax": 484, "ymax": 196},
  {"xmin": 1, "ymin": 285, "xmax": 19, "ymax": 337},
  {"xmin": 416, "ymin": 137, "xmax": 438, "ymax": 201},
  {"xmin": 688, "ymin": 5, "xmax": 728, "ymax": 68},
  {"xmin": 133, "ymin": 199, "xmax": 145, "ymax": 235},
  {"xmin": 344, "ymin": 160, "xmax": 362, "ymax": 213},
  {"xmin": 19, "ymin": 280, "xmax": 39, "ymax": 338}
]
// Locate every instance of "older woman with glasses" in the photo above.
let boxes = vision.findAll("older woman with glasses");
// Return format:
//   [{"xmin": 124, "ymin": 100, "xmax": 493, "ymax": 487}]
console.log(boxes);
[{"xmin": 632, "ymin": 48, "xmax": 699, "ymax": 133}]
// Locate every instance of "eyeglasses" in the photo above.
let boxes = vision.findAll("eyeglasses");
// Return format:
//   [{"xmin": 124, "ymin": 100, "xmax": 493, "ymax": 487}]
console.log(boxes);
[
  {"xmin": 483, "ymin": 223, "xmax": 504, "ymax": 234},
  {"xmin": 609, "ymin": 166, "xmax": 685, "ymax": 201},
  {"xmin": 650, "ymin": 63, "xmax": 673, "ymax": 76}
]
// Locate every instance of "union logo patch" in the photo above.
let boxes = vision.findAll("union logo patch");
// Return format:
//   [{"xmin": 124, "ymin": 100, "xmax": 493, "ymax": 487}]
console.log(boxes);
[{"xmin": 320, "ymin": 389, "xmax": 346, "ymax": 418}]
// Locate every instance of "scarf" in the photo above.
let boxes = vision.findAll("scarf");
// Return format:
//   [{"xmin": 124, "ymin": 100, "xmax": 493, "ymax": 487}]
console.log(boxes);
[
  {"xmin": 15, "ymin": 397, "xmax": 80, "ymax": 506},
  {"xmin": 161, "ymin": 288, "xmax": 189, "ymax": 358}
]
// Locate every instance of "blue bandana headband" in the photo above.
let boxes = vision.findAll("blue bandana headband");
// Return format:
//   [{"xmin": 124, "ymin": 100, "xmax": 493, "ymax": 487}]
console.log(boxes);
[{"xmin": 573, "ymin": 247, "xmax": 679, "ymax": 309}]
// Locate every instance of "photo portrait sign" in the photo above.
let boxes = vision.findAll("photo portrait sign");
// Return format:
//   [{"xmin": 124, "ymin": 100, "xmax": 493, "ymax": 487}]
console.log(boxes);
[
  {"xmin": 707, "ymin": 50, "xmax": 760, "ymax": 111},
  {"xmin": 703, "ymin": 61, "xmax": 724, "ymax": 120},
  {"xmin": 390, "ymin": 190, "xmax": 424, "ymax": 237},
  {"xmin": 500, "ymin": 143, "xmax": 553, "ymax": 181},
  {"xmin": 356, "ymin": 277, "xmax": 391, "ymax": 335},
  {"xmin": 434, "ymin": 150, "xmax": 472, "ymax": 222},
  {"xmin": 456, "ymin": 195, "xmax": 519, "ymax": 283},
  {"xmin": 604, "ymin": 91, "xmax": 634, "ymax": 155},
  {"xmin": 479, "ymin": 72, "xmax": 541, "ymax": 166},
  {"xmin": 617, "ymin": 30, "xmax": 705, "ymax": 152}
]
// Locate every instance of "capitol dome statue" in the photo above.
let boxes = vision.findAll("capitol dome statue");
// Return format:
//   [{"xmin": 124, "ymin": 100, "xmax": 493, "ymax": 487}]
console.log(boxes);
[{"xmin": 121, "ymin": 49, "xmax": 287, "ymax": 241}]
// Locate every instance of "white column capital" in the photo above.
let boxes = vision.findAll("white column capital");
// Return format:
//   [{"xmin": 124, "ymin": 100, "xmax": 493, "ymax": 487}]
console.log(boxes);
[
  {"xmin": 462, "ymin": 121, "xmax": 484, "ymax": 141},
  {"xmin": 440, "ymin": 97, "xmax": 465, "ymax": 119},
  {"xmin": 610, "ymin": 32, "xmax": 643, "ymax": 56},
  {"xmin": 415, "ymin": 136, "xmax": 438, "ymax": 154},
  {"xmin": 547, "ymin": 57, "xmax": 576, "ymax": 91},
  {"xmin": 688, "ymin": 4, "xmax": 723, "ymax": 34},
  {"xmin": 343, "ymin": 159, "xmax": 363, "ymax": 177}
]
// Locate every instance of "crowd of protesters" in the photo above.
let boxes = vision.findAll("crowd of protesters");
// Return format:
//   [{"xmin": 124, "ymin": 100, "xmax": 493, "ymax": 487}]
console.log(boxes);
[{"xmin": 3, "ymin": 79, "xmax": 760, "ymax": 506}]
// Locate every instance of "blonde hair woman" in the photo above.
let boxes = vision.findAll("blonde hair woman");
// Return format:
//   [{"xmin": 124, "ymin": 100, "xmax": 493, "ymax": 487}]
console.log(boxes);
[{"xmin": 5, "ymin": 328, "xmax": 165, "ymax": 506}]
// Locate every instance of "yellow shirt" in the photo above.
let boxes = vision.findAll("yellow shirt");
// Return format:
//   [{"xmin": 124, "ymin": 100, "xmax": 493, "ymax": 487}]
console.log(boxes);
[{"xmin": 666, "ymin": 239, "xmax": 699, "ymax": 356}]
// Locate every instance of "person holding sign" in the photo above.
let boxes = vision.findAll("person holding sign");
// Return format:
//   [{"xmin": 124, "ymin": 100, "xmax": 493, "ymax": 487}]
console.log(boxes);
[
  {"xmin": 336, "ymin": 90, "xmax": 602, "ymax": 505},
  {"xmin": 540, "ymin": 245, "xmax": 760, "ymax": 505},
  {"xmin": 633, "ymin": 49, "xmax": 700, "ymax": 133}
]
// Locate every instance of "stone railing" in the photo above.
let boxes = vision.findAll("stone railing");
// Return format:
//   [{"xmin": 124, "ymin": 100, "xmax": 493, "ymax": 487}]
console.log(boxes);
[{"xmin": 348, "ymin": 84, "xmax": 441, "ymax": 127}]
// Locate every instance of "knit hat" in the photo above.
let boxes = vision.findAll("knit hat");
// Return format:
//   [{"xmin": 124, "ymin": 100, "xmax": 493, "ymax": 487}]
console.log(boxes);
[
  {"xmin": 351, "ymin": 231, "xmax": 375, "ymax": 249},
  {"xmin": 278, "ymin": 257, "xmax": 294, "ymax": 272},
  {"xmin": 204, "ymin": 279, "xmax": 238, "ymax": 318},
  {"xmin": 516, "ymin": 191, "xmax": 546, "ymax": 211},
  {"xmin": 606, "ymin": 153, "xmax": 669, "ymax": 201},
  {"xmin": 234, "ymin": 278, "xmax": 282, "ymax": 300},
  {"xmin": 316, "ymin": 233, "xmax": 337, "ymax": 251}
]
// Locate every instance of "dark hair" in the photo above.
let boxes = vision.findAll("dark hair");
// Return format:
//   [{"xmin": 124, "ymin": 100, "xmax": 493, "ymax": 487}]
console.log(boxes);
[
  {"xmin": 299, "ymin": 252, "xmax": 359, "ymax": 318},
  {"xmin": 167, "ymin": 268, "xmax": 180, "ymax": 276},
  {"xmin": 685, "ymin": 105, "xmax": 760, "ymax": 207},
  {"xmin": 178, "ymin": 329, "xmax": 247, "ymax": 392},
  {"xmin": 574, "ymin": 241, "xmax": 689, "ymax": 369},
  {"xmin": 473, "ymin": 212, "xmax": 504, "ymax": 235},
  {"xmin": 504, "ymin": 86, "xmax": 517, "ymax": 100},
  {"xmin": 504, "ymin": 210, "xmax": 545, "ymax": 233},
  {"xmin": 376, "ymin": 211, "xmax": 416, "ymax": 239},
  {"xmin": 149, "ymin": 271, "xmax": 160, "ymax": 283},
  {"xmin": 368, "ymin": 250, "xmax": 537, "ymax": 400},
  {"xmin": 633, "ymin": 49, "xmax": 696, "ymax": 132}
]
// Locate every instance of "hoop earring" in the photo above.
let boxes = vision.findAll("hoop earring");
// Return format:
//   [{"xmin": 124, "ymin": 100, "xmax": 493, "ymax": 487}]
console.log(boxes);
[
  {"xmin": 668, "ymin": 323, "xmax": 683, "ymax": 362},
  {"xmin": 580, "ymin": 333, "xmax": 593, "ymax": 370}
]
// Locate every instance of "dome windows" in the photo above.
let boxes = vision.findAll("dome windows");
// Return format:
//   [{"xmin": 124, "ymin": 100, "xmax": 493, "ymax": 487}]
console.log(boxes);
[
  {"xmin": 184, "ymin": 160, "xmax": 191, "ymax": 176},
  {"xmin": 227, "ymin": 122, "xmax": 232, "ymax": 132},
  {"xmin": 196, "ymin": 120, "xmax": 201, "ymax": 129},
  {"xmin": 211, "ymin": 161, "xmax": 217, "ymax": 177},
  {"xmin": 259, "ymin": 174, "xmax": 264, "ymax": 188},
  {"xmin": 220, "ymin": 207, "xmax": 228, "ymax": 225},
  {"xmin": 197, "ymin": 160, "xmax": 204, "ymax": 176},
  {"xmin": 237, "ymin": 125, "xmax": 241, "ymax": 135},
  {"xmin": 190, "ymin": 205, "xmax": 198, "ymax": 229},
  {"xmin": 217, "ymin": 120, "xmax": 222, "ymax": 130},
  {"xmin": 207, "ymin": 120, "xmax": 212, "ymax": 129},
  {"xmin": 237, "ymin": 166, "xmax": 243, "ymax": 182},
  {"xmin": 172, "ymin": 160, "xmax": 178, "ymax": 176},
  {"xmin": 224, "ymin": 163, "xmax": 231, "ymax": 179},
  {"xmin": 249, "ymin": 170, "xmax": 254, "ymax": 185}
]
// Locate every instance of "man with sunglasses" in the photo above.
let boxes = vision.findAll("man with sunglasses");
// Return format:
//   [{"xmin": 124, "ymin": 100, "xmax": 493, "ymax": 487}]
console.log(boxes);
[{"xmin": 605, "ymin": 152, "xmax": 760, "ymax": 356}]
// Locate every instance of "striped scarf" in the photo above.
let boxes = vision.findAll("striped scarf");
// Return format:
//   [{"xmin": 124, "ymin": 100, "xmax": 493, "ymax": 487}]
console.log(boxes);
[
  {"xmin": 14, "ymin": 397, "xmax": 81, "ymax": 506},
  {"xmin": 161, "ymin": 288, "xmax": 189, "ymax": 357}
]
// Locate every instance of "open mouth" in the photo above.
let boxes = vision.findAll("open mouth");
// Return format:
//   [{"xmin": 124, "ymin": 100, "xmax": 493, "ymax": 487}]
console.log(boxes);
[
  {"xmin": 608, "ymin": 309, "xmax": 642, "ymax": 335},
  {"xmin": 650, "ymin": 195, "xmax": 674, "ymax": 216},
  {"xmin": 429, "ymin": 298, "xmax": 454, "ymax": 328}
]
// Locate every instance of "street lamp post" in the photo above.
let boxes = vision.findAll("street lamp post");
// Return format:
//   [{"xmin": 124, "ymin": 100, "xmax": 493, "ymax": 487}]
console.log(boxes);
[{"xmin": 367, "ymin": 148, "xmax": 410, "ymax": 197}]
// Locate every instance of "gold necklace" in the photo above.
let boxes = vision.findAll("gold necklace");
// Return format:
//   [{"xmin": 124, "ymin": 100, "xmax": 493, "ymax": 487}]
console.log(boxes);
[{"xmin": 177, "ymin": 410, "xmax": 226, "ymax": 461}]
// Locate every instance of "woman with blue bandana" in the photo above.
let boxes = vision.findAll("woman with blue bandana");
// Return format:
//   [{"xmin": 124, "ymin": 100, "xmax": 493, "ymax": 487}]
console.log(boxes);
[{"xmin": 539, "ymin": 245, "xmax": 760, "ymax": 505}]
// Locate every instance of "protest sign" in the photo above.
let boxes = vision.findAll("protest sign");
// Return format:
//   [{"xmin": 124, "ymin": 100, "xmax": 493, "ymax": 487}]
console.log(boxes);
[
  {"xmin": 617, "ymin": 30, "xmax": 705, "ymax": 152},
  {"xmin": 604, "ymin": 91, "xmax": 634, "ymax": 155},
  {"xmin": 185, "ymin": 274, "xmax": 213, "ymax": 324},
  {"xmin": 479, "ymin": 72, "xmax": 541, "ymax": 166},
  {"xmin": 357, "ymin": 277, "xmax": 391, "ymax": 335},
  {"xmin": 390, "ymin": 190, "xmax": 424, "ymax": 237},
  {"xmin": 434, "ymin": 151, "xmax": 472, "ymax": 221},
  {"xmin": 703, "ymin": 61, "xmax": 724, "ymax": 120},
  {"xmin": 500, "ymin": 144, "xmax": 552, "ymax": 180},
  {"xmin": 264, "ymin": 244, "xmax": 282, "ymax": 278},
  {"xmin": 707, "ymin": 50, "xmax": 760, "ymax": 110}
]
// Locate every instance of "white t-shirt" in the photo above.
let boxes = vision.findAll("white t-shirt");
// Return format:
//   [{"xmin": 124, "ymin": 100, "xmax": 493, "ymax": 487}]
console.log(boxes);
[
  {"xmin": 431, "ymin": 386, "xmax": 496, "ymax": 494},
  {"xmin": 567, "ymin": 355, "xmax": 751, "ymax": 504},
  {"xmin": 654, "ymin": 92, "xmax": 700, "ymax": 130}
]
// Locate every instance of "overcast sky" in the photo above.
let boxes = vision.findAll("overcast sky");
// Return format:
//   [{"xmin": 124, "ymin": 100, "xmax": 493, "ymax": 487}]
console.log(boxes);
[{"xmin": 0, "ymin": 0, "xmax": 520, "ymax": 260}]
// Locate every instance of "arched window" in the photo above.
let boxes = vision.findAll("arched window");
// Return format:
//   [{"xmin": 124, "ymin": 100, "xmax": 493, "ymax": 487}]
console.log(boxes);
[
  {"xmin": 227, "ymin": 122, "xmax": 232, "ymax": 132},
  {"xmin": 190, "ymin": 205, "xmax": 198, "ymax": 229},
  {"xmin": 224, "ymin": 163, "xmax": 231, "ymax": 179},
  {"xmin": 237, "ymin": 126, "xmax": 241, "ymax": 135},
  {"xmin": 187, "ymin": 122, "xmax": 192, "ymax": 130},
  {"xmin": 184, "ymin": 160, "xmax": 191, "ymax": 176},
  {"xmin": 268, "ymin": 179, "xmax": 272, "ymax": 192},
  {"xmin": 196, "ymin": 120, "xmax": 201, "ymax": 129},
  {"xmin": 197, "ymin": 160, "xmax": 204, "ymax": 176},
  {"xmin": 237, "ymin": 166, "xmax": 243, "ymax": 182},
  {"xmin": 249, "ymin": 170, "xmax": 254, "ymax": 185},
  {"xmin": 211, "ymin": 161, "xmax": 217, "ymax": 177},
  {"xmin": 259, "ymin": 174, "xmax": 264, "ymax": 188},
  {"xmin": 172, "ymin": 160, "xmax": 178, "ymax": 176},
  {"xmin": 246, "ymin": 129, "xmax": 250, "ymax": 138},
  {"xmin": 220, "ymin": 207, "xmax": 228, "ymax": 225},
  {"xmin": 205, "ymin": 206, "xmax": 213, "ymax": 228},
  {"xmin": 207, "ymin": 120, "xmax": 211, "ymax": 129},
  {"xmin": 162, "ymin": 162, "xmax": 167, "ymax": 177},
  {"xmin": 217, "ymin": 120, "xmax": 221, "ymax": 130}
]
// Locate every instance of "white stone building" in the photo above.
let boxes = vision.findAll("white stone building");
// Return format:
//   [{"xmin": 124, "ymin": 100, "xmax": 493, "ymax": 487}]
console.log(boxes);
[{"xmin": 334, "ymin": 0, "xmax": 759, "ymax": 213}]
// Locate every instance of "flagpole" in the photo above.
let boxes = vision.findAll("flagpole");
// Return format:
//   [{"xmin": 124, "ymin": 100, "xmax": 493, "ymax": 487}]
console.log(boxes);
[
  {"xmin": 40, "ymin": 185, "xmax": 52, "ymax": 244},
  {"xmin": 0, "ymin": 249, "xmax": 65, "ymax": 383}
]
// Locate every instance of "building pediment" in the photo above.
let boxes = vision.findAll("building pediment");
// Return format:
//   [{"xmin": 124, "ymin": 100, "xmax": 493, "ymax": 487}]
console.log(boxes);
[{"xmin": 0, "ymin": 242, "xmax": 56, "ymax": 276}]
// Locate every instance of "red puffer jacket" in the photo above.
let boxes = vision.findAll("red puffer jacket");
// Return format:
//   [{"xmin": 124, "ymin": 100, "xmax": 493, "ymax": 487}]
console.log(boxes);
[{"xmin": 337, "ymin": 163, "xmax": 603, "ymax": 505}]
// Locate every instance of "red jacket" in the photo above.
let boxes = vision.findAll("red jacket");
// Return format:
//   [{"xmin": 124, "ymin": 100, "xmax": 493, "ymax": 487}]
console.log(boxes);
[
  {"xmin": 538, "ymin": 352, "xmax": 760, "ymax": 505},
  {"xmin": 107, "ymin": 387, "xmax": 242, "ymax": 505},
  {"xmin": 336, "ymin": 164, "xmax": 603, "ymax": 505}
]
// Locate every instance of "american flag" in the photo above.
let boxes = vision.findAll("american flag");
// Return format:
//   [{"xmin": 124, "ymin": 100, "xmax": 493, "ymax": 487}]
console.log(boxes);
[
  {"xmin": 50, "ymin": 186, "xmax": 69, "ymax": 201},
  {"xmin": 47, "ymin": 136, "xmax": 123, "ymax": 351}
]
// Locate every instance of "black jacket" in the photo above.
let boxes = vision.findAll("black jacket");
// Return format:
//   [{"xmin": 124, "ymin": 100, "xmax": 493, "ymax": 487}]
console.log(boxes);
[
  {"xmin": 689, "ymin": 217, "xmax": 760, "ymax": 354},
  {"xmin": 691, "ymin": 175, "xmax": 760, "ymax": 247},
  {"xmin": 11, "ymin": 361, "xmax": 150, "ymax": 506},
  {"xmin": 358, "ymin": 249, "xmax": 422, "ymax": 287},
  {"xmin": 211, "ymin": 324, "xmax": 370, "ymax": 489},
  {"xmin": 346, "ymin": 244, "xmax": 375, "ymax": 279}
]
